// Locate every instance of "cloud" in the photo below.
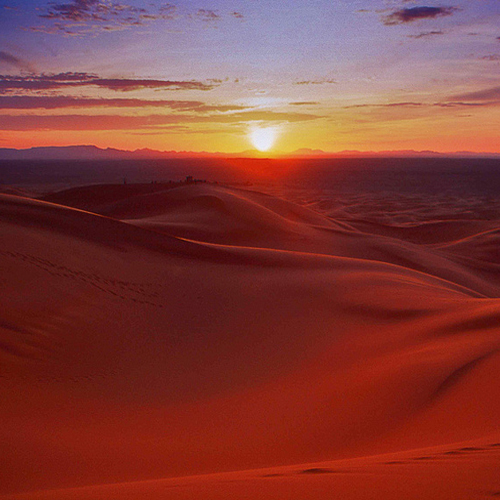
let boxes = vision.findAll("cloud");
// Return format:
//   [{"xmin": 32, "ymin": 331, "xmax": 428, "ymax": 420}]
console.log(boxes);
[
  {"xmin": 289, "ymin": 101, "xmax": 320, "ymax": 106},
  {"xmin": 0, "ymin": 95, "xmax": 249, "ymax": 111},
  {"xmin": 449, "ymin": 86, "xmax": 500, "ymax": 102},
  {"xmin": 344, "ymin": 97, "xmax": 500, "ymax": 111},
  {"xmin": 409, "ymin": 30, "xmax": 445, "ymax": 38},
  {"xmin": 344, "ymin": 102, "xmax": 424, "ymax": 109},
  {"xmin": 480, "ymin": 54, "xmax": 500, "ymax": 61},
  {"xmin": 195, "ymin": 9, "xmax": 220, "ymax": 22},
  {"xmin": 0, "ymin": 72, "xmax": 216, "ymax": 93},
  {"xmin": 37, "ymin": 0, "xmax": 176, "ymax": 32},
  {"xmin": 128, "ymin": 124, "xmax": 244, "ymax": 136},
  {"xmin": 0, "ymin": 51, "xmax": 34, "ymax": 72},
  {"xmin": 434, "ymin": 101, "xmax": 498, "ymax": 108},
  {"xmin": 40, "ymin": 0, "xmax": 135, "ymax": 23},
  {"xmin": 91, "ymin": 78, "xmax": 213, "ymax": 92},
  {"xmin": 294, "ymin": 79, "xmax": 336, "ymax": 85},
  {"xmin": 0, "ymin": 51, "xmax": 21, "ymax": 66},
  {"xmin": 383, "ymin": 6, "xmax": 458, "ymax": 25},
  {"xmin": 31, "ymin": 1, "xmax": 243, "ymax": 35},
  {"xmin": 220, "ymin": 110, "xmax": 321, "ymax": 123},
  {"xmin": 0, "ymin": 110, "xmax": 322, "ymax": 131}
]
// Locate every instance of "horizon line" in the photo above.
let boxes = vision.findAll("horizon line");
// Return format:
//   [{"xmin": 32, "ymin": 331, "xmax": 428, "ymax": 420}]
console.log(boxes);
[{"xmin": 1, "ymin": 144, "xmax": 500, "ymax": 159}]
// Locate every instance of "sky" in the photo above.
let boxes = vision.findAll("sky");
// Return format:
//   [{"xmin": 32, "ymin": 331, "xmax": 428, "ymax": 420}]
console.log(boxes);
[{"xmin": 0, "ymin": 0, "xmax": 499, "ymax": 153}]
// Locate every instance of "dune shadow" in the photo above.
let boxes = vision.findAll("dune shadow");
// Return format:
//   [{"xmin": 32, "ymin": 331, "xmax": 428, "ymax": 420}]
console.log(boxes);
[
  {"xmin": 431, "ymin": 350, "xmax": 499, "ymax": 402},
  {"xmin": 299, "ymin": 468, "xmax": 337, "ymax": 475}
]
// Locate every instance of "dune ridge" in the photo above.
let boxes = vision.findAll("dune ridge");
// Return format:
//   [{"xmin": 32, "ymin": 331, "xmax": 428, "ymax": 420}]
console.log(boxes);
[{"xmin": 1, "ymin": 183, "xmax": 500, "ymax": 499}]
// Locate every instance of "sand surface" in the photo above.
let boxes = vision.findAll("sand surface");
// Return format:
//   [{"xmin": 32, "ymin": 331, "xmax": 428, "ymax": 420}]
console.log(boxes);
[{"xmin": 2, "ymin": 183, "xmax": 500, "ymax": 499}]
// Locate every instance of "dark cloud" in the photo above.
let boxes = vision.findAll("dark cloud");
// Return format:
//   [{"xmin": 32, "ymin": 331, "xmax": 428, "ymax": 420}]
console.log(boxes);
[
  {"xmin": 0, "ymin": 72, "xmax": 216, "ymax": 93},
  {"xmin": 0, "ymin": 51, "xmax": 34, "ymax": 72},
  {"xmin": 409, "ymin": 30, "xmax": 445, "ymax": 39},
  {"xmin": 40, "ymin": 0, "xmax": 134, "ymax": 23},
  {"xmin": 290, "ymin": 101, "xmax": 320, "ymax": 106},
  {"xmin": 32, "ymin": 2, "xmax": 242, "ymax": 35},
  {"xmin": 383, "ymin": 6, "xmax": 458, "ymax": 25},
  {"xmin": 0, "ymin": 51, "xmax": 21, "ymax": 66},
  {"xmin": 91, "ymin": 78, "xmax": 213, "ymax": 92},
  {"xmin": 0, "ymin": 110, "xmax": 322, "ymax": 131},
  {"xmin": 449, "ymin": 86, "xmax": 500, "ymax": 102},
  {"xmin": 38, "ymin": 0, "xmax": 176, "ymax": 30}
]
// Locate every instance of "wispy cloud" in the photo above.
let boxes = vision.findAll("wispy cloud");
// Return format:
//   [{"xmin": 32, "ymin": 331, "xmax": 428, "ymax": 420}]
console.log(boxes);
[
  {"xmin": 294, "ymin": 79, "xmax": 336, "ymax": 85},
  {"xmin": 480, "ymin": 54, "xmax": 500, "ymax": 62},
  {"xmin": 434, "ymin": 101, "xmax": 498, "ymax": 108},
  {"xmin": 30, "ymin": 1, "xmax": 243, "ymax": 36},
  {"xmin": 36, "ymin": 0, "xmax": 178, "ymax": 34},
  {"xmin": 289, "ymin": 101, "xmax": 320, "ymax": 106},
  {"xmin": 345, "ymin": 96, "xmax": 500, "ymax": 111},
  {"xmin": 0, "ymin": 95, "xmax": 249, "ymax": 111},
  {"xmin": 195, "ymin": 9, "xmax": 220, "ymax": 22},
  {"xmin": 409, "ymin": 30, "xmax": 445, "ymax": 39},
  {"xmin": 40, "ymin": 0, "xmax": 145, "ymax": 23},
  {"xmin": 0, "ymin": 51, "xmax": 21, "ymax": 66},
  {"xmin": 383, "ymin": 6, "xmax": 458, "ymax": 26},
  {"xmin": 344, "ymin": 102, "xmax": 424, "ymax": 109},
  {"xmin": 0, "ymin": 72, "xmax": 217, "ymax": 93},
  {"xmin": 449, "ymin": 86, "xmax": 500, "ymax": 102},
  {"xmin": 0, "ymin": 110, "xmax": 323, "ymax": 130},
  {"xmin": 0, "ymin": 51, "xmax": 34, "ymax": 72}
]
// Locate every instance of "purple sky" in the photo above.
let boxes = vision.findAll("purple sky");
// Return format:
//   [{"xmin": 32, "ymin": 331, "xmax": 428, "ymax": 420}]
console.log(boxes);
[{"xmin": 0, "ymin": 0, "xmax": 499, "ymax": 152}]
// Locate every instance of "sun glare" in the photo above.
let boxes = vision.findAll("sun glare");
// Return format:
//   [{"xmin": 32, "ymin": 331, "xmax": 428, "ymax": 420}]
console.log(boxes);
[{"xmin": 249, "ymin": 127, "xmax": 277, "ymax": 152}]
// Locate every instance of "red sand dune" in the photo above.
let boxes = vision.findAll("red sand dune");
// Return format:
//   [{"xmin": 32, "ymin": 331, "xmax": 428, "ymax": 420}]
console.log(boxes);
[{"xmin": 2, "ymin": 184, "xmax": 500, "ymax": 499}]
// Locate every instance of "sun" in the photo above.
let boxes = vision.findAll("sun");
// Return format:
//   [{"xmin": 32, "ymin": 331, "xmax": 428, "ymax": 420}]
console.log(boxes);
[{"xmin": 249, "ymin": 127, "xmax": 277, "ymax": 152}]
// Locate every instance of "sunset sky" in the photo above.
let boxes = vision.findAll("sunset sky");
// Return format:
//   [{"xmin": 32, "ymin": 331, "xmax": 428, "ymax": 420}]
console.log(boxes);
[{"xmin": 0, "ymin": 0, "xmax": 499, "ymax": 153}]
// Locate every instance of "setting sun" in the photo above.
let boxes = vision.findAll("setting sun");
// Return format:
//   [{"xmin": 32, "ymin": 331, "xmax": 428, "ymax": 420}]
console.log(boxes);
[{"xmin": 249, "ymin": 127, "xmax": 278, "ymax": 152}]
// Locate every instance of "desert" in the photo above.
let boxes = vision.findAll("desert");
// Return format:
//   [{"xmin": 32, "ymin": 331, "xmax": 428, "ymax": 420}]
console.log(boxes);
[
  {"xmin": 1, "ymin": 161, "xmax": 500, "ymax": 499},
  {"xmin": 2, "ymin": 1, "xmax": 500, "ymax": 496}
]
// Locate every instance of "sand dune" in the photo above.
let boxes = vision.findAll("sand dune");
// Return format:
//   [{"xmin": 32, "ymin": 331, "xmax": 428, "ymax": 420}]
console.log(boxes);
[
  {"xmin": 1, "ymin": 185, "xmax": 500, "ymax": 499},
  {"xmin": 346, "ymin": 218, "xmax": 500, "ymax": 245},
  {"xmin": 41, "ymin": 184, "xmax": 500, "ymax": 295},
  {"xmin": 4, "ymin": 440, "xmax": 500, "ymax": 500},
  {"xmin": 437, "ymin": 228, "xmax": 500, "ymax": 264}
]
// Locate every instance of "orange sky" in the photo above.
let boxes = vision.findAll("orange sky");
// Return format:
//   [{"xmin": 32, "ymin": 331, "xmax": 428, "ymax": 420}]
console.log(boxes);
[{"xmin": 1, "ymin": 1, "xmax": 499, "ymax": 153}]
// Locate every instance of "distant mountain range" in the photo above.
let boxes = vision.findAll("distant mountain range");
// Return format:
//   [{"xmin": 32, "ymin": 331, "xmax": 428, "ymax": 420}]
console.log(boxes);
[{"xmin": 0, "ymin": 145, "xmax": 499, "ymax": 160}]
